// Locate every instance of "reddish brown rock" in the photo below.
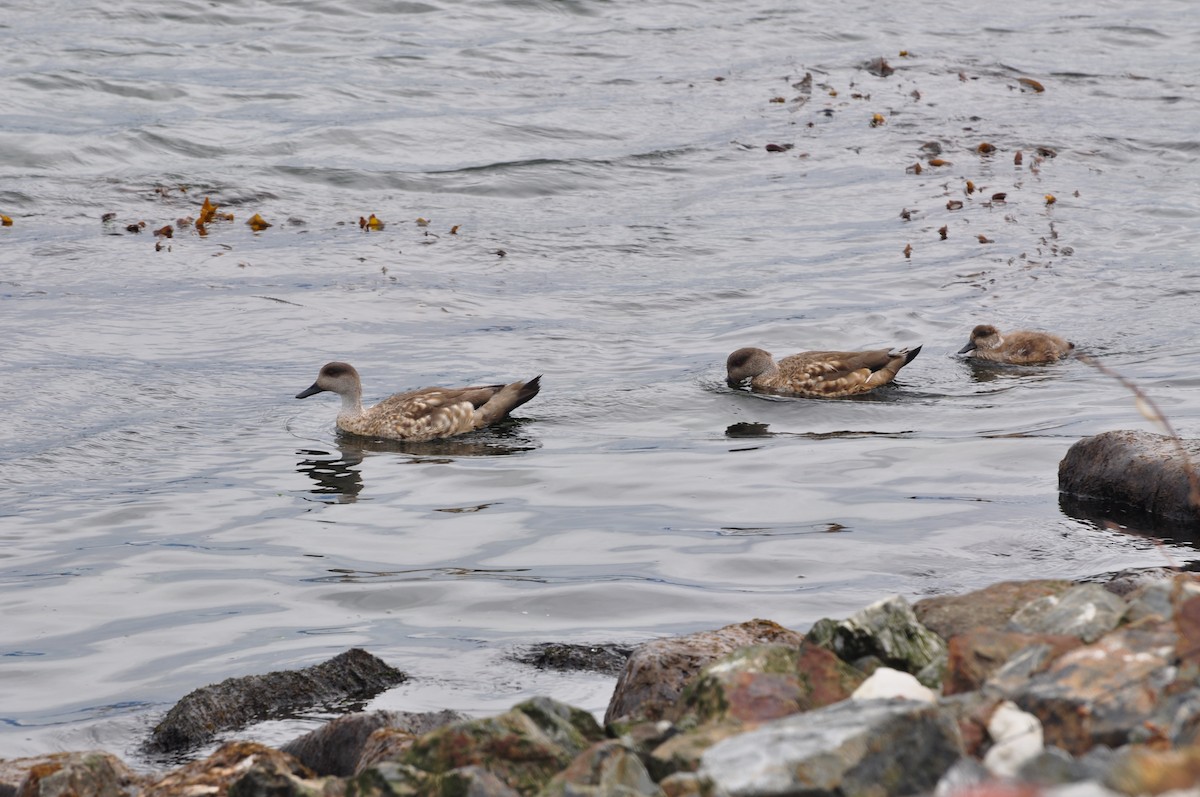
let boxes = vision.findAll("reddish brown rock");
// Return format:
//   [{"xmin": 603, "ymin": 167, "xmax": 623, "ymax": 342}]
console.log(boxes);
[
  {"xmin": 913, "ymin": 580, "xmax": 1072, "ymax": 641},
  {"xmin": 944, "ymin": 629, "xmax": 1081, "ymax": 695},
  {"xmin": 604, "ymin": 619, "xmax": 805, "ymax": 725},
  {"xmin": 1009, "ymin": 624, "xmax": 1178, "ymax": 755},
  {"xmin": 670, "ymin": 643, "xmax": 864, "ymax": 726}
]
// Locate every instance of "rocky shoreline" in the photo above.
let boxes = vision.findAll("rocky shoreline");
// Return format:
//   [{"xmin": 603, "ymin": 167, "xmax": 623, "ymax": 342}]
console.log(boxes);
[
  {"xmin": 6, "ymin": 430, "xmax": 1200, "ymax": 797},
  {"xmin": 7, "ymin": 566, "xmax": 1200, "ymax": 797}
]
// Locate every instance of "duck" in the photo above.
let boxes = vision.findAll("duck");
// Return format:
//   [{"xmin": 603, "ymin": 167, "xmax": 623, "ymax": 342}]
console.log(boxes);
[
  {"xmin": 296, "ymin": 362, "xmax": 541, "ymax": 441},
  {"xmin": 726, "ymin": 344, "xmax": 922, "ymax": 397},
  {"xmin": 957, "ymin": 324, "xmax": 1074, "ymax": 364}
]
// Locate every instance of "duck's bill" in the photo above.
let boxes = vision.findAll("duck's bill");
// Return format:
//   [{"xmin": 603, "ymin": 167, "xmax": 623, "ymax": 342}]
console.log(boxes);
[
  {"xmin": 296, "ymin": 383, "xmax": 325, "ymax": 399},
  {"xmin": 957, "ymin": 342, "xmax": 976, "ymax": 354}
]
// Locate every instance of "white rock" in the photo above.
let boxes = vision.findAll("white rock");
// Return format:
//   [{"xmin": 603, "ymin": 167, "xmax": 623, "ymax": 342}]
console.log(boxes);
[
  {"xmin": 983, "ymin": 700, "xmax": 1044, "ymax": 777},
  {"xmin": 851, "ymin": 667, "xmax": 936, "ymax": 703}
]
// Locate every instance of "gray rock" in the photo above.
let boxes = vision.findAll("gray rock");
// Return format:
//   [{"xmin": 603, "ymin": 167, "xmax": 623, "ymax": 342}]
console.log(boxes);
[
  {"xmin": 1058, "ymin": 429, "xmax": 1200, "ymax": 529},
  {"xmin": 1017, "ymin": 746, "xmax": 1091, "ymax": 785},
  {"xmin": 932, "ymin": 757, "xmax": 989, "ymax": 797},
  {"xmin": 697, "ymin": 698, "xmax": 963, "ymax": 797},
  {"xmin": 280, "ymin": 708, "xmax": 463, "ymax": 776},
  {"xmin": 1008, "ymin": 584, "xmax": 1127, "ymax": 643},
  {"xmin": 806, "ymin": 595, "xmax": 947, "ymax": 683},
  {"xmin": 147, "ymin": 648, "xmax": 407, "ymax": 753}
]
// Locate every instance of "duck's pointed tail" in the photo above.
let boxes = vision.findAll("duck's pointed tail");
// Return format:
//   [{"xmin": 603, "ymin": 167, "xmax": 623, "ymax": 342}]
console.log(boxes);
[{"xmin": 475, "ymin": 375, "xmax": 542, "ymax": 428}]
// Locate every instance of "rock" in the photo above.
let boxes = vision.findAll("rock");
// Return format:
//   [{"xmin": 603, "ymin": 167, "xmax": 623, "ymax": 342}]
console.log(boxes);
[
  {"xmin": 1006, "ymin": 624, "xmax": 1178, "ymax": 755},
  {"xmin": 1007, "ymin": 584, "xmax": 1127, "ymax": 643},
  {"xmin": 806, "ymin": 595, "xmax": 947, "ymax": 682},
  {"xmin": 1080, "ymin": 566, "xmax": 1181, "ymax": 599},
  {"xmin": 932, "ymin": 757, "xmax": 990, "ymax": 797},
  {"xmin": 982, "ymin": 701, "xmax": 1044, "ymax": 778},
  {"xmin": 646, "ymin": 722, "xmax": 743, "ymax": 782},
  {"xmin": 944, "ymin": 629, "xmax": 1080, "ymax": 695},
  {"xmin": 1058, "ymin": 429, "xmax": 1200, "ymax": 529},
  {"xmin": 354, "ymin": 761, "xmax": 520, "ymax": 797},
  {"xmin": 280, "ymin": 709, "xmax": 463, "ymax": 776},
  {"xmin": 851, "ymin": 667, "xmax": 936, "ymax": 703},
  {"xmin": 6, "ymin": 752, "xmax": 144, "ymax": 797},
  {"xmin": 379, "ymin": 697, "xmax": 603, "ymax": 796},
  {"xmin": 605, "ymin": 619, "xmax": 805, "ymax": 726},
  {"xmin": 914, "ymin": 580, "xmax": 1073, "ymax": 641},
  {"xmin": 1016, "ymin": 746, "xmax": 1094, "ymax": 786},
  {"xmin": 142, "ymin": 742, "xmax": 319, "ymax": 797},
  {"xmin": 670, "ymin": 643, "xmax": 863, "ymax": 727},
  {"xmin": 147, "ymin": 648, "xmax": 407, "ymax": 753},
  {"xmin": 1103, "ymin": 744, "xmax": 1200, "ymax": 795},
  {"xmin": 540, "ymin": 739, "xmax": 664, "ymax": 797},
  {"xmin": 697, "ymin": 698, "xmax": 963, "ymax": 797},
  {"xmin": 511, "ymin": 643, "xmax": 633, "ymax": 676},
  {"xmin": 938, "ymin": 692, "xmax": 1003, "ymax": 759}
]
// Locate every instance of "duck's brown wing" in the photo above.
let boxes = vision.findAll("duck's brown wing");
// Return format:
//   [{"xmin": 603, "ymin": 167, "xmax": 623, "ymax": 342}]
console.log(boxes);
[{"xmin": 775, "ymin": 347, "xmax": 920, "ymax": 395}]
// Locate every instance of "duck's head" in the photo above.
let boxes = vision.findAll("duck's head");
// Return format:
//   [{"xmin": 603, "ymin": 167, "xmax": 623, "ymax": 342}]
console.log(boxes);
[
  {"xmin": 296, "ymin": 361, "xmax": 361, "ymax": 399},
  {"xmin": 726, "ymin": 347, "xmax": 774, "ymax": 386},
  {"xmin": 958, "ymin": 324, "xmax": 1000, "ymax": 354}
]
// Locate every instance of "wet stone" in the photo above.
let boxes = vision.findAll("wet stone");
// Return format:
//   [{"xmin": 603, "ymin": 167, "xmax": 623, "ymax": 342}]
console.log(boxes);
[
  {"xmin": 511, "ymin": 643, "xmax": 633, "ymax": 676},
  {"xmin": 1058, "ymin": 429, "xmax": 1200, "ymax": 530},
  {"xmin": 147, "ymin": 648, "xmax": 407, "ymax": 753}
]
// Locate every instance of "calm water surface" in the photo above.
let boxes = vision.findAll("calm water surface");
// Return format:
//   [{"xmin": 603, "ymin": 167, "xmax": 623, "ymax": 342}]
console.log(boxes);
[{"xmin": 2, "ymin": 0, "xmax": 1199, "ymax": 765}]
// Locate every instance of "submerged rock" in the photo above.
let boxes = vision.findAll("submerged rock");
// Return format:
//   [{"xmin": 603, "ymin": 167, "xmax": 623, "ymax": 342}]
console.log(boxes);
[
  {"xmin": 697, "ymin": 698, "xmax": 963, "ymax": 797},
  {"xmin": 511, "ymin": 643, "xmax": 633, "ymax": 676},
  {"xmin": 605, "ymin": 619, "xmax": 805, "ymax": 726},
  {"xmin": 147, "ymin": 648, "xmax": 407, "ymax": 753},
  {"xmin": 1058, "ymin": 429, "xmax": 1200, "ymax": 529},
  {"xmin": 806, "ymin": 595, "xmax": 947, "ymax": 684},
  {"xmin": 280, "ymin": 708, "xmax": 463, "ymax": 776}
]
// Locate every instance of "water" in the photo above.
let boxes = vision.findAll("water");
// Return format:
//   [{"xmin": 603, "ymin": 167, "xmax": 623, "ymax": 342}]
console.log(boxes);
[{"xmin": 2, "ymin": 0, "xmax": 1199, "ymax": 766}]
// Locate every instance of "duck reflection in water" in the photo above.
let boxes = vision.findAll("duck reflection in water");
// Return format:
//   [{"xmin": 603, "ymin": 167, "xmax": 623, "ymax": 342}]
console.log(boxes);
[{"xmin": 296, "ymin": 423, "xmax": 541, "ymax": 503}]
